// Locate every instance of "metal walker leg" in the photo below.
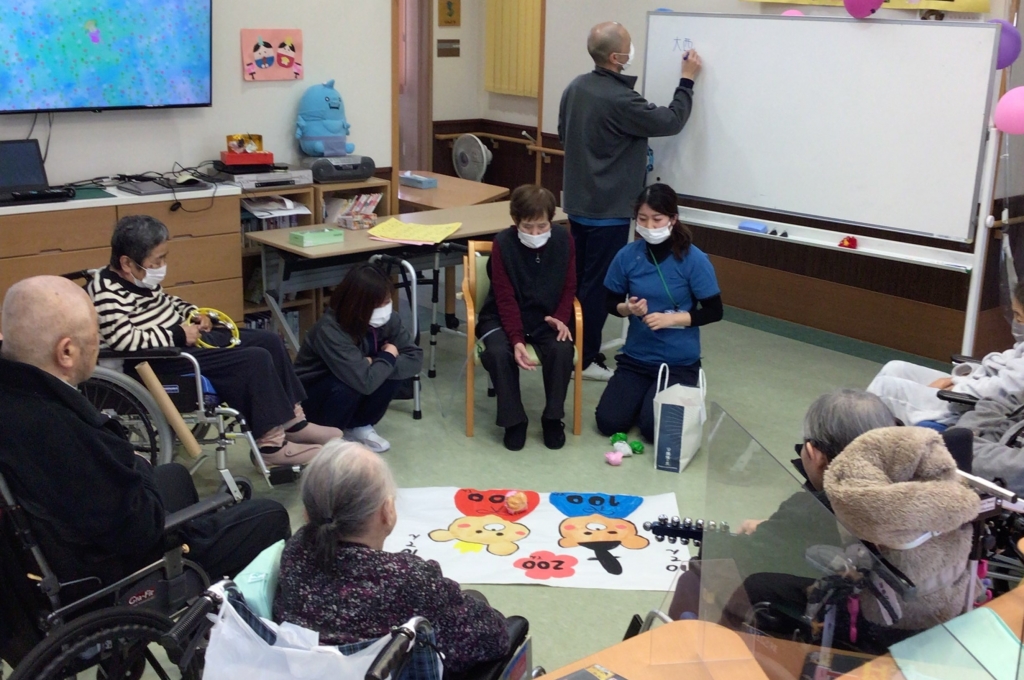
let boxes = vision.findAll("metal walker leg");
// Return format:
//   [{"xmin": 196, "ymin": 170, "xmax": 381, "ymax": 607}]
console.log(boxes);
[{"xmin": 370, "ymin": 254, "xmax": 422, "ymax": 420}]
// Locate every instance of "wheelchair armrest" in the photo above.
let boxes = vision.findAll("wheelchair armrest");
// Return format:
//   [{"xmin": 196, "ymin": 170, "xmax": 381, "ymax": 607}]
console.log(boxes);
[
  {"xmin": 98, "ymin": 347, "xmax": 184, "ymax": 360},
  {"xmin": 937, "ymin": 390, "xmax": 979, "ymax": 407},
  {"xmin": 164, "ymin": 491, "xmax": 235, "ymax": 531},
  {"xmin": 951, "ymin": 354, "xmax": 981, "ymax": 365}
]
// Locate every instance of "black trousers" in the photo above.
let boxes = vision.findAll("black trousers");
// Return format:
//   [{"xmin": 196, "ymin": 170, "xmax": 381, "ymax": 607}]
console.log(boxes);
[
  {"xmin": 478, "ymin": 322, "xmax": 574, "ymax": 428},
  {"xmin": 570, "ymin": 220, "xmax": 631, "ymax": 368},
  {"xmin": 302, "ymin": 374, "xmax": 401, "ymax": 430},
  {"xmin": 153, "ymin": 464, "xmax": 291, "ymax": 580},
  {"xmin": 185, "ymin": 328, "xmax": 306, "ymax": 438},
  {"xmin": 595, "ymin": 354, "xmax": 700, "ymax": 442}
]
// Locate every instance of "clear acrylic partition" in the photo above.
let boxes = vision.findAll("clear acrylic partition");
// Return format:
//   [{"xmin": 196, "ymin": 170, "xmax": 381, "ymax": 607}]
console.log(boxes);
[{"xmin": 641, "ymin": 403, "xmax": 1009, "ymax": 679}]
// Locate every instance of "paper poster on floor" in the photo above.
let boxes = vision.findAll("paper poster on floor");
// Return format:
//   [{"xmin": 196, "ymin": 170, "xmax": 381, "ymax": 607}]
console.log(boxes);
[
  {"xmin": 383, "ymin": 487, "xmax": 686, "ymax": 591},
  {"xmin": 744, "ymin": 0, "xmax": 990, "ymax": 11}
]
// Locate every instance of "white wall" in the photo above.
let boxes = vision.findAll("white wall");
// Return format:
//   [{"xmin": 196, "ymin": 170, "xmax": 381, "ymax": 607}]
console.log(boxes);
[
  {"xmin": 0, "ymin": 0, "xmax": 392, "ymax": 186},
  {"xmin": 433, "ymin": 0, "xmax": 484, "ymax": 120}
]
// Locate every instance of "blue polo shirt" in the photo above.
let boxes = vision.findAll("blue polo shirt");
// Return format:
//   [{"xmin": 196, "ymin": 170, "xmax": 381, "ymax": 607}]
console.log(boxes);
[{"xmin": 604, "ymin": 241, "xmax": 719, "ymax": 367}]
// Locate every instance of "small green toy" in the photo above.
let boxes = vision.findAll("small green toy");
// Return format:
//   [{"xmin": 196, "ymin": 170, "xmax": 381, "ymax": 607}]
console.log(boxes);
[
  {"xmin": 629, "ymin": 440, "xmax": 645, "ymax": 455},
  {"xmin": 610, "ymin": 432, "xmax": 629, "ymax": 445}
]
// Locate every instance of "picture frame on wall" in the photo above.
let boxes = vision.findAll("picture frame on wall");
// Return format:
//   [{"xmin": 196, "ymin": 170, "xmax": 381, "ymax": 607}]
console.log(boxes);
[{"xmin": 439, "ymin": 0, "xmax": 461, "ymax": 27}]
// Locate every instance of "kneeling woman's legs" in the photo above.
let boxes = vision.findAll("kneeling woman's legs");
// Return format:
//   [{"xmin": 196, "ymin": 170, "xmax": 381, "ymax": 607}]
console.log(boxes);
[
  {"xmin": 637, "ymin": 362, "xmax": 700, "ymax": 442},
  {"xmin": 302, "ymin": 374, "xmax": 401, "ymax": 431},
  {"xmin": 595, "ymin": 355, "xmax": 655, "ymax": 437}
]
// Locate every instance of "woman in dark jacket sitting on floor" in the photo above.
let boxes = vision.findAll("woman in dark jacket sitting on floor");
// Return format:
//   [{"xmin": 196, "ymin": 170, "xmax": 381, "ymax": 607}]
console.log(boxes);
[{"xmin": 273, "ymin": 440, "xmax": 512, "ymax": 674}]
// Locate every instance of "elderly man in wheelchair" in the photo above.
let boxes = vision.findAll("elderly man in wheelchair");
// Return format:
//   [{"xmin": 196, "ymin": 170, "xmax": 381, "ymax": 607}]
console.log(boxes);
[
  {"xmin": 85, "ymin": 214, "xmax": 343, "ymax": 471},
  {"xmin": 0, "ymin": 275, "xmax": 291, "ymax": 677}
]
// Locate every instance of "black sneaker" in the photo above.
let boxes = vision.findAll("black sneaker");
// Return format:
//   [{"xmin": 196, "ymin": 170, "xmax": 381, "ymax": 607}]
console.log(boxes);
[
  {"xmin": 542, "ymin": 418, "xmax": 566, "ymax": 450},
  {"xmin": 503, "ymin": 421, "xmax": 528, "ymax": 451}
]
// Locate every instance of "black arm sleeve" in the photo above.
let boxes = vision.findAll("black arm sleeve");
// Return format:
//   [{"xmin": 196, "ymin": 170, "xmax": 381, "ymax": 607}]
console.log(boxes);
[
  {"xmin": 689, "ymin": 294, "xmax": 723, "ymax": 328},
  {"xmin": 606, "ymin": 288, "xmax": 627, "ymax": 317}
]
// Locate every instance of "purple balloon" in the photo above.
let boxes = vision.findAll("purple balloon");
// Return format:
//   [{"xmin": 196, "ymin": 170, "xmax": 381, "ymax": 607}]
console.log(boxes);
[
  {"xmin": 844, "ymin": 0, "xmax": 883, "ymax": 19},
  {"xmin": 989, "ymin": 19, "xmax": 1022, "ymax": 70}
]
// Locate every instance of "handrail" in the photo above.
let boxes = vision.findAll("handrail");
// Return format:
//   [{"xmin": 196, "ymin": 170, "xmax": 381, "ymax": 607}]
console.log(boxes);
[
  {"xmin": 527, "ymin": 144, "xmax": 564, "ymax": 157},
  {"xmin": 434, "ymin": 132, "xmax": 532, "ymax": 146}
]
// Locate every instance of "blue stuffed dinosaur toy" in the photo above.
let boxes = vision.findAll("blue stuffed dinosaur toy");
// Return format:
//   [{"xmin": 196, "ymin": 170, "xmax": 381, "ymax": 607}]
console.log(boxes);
[{"xmin": 295, "ymin": 79, "xmax": 355, "ymax": 156}]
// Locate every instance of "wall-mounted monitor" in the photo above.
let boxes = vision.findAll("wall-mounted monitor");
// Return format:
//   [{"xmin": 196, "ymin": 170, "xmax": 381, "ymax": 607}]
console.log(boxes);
[{"xmin": 0, "ymin": 0, "xmax": 213, "ymax": 114}]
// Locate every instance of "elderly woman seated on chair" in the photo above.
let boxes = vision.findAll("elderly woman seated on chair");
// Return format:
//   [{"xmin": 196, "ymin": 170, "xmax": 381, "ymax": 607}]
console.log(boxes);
[
  {"xmin": 477, "ymin": 185, "xmax": 577, "ymax": 451},
  {"xmin": 274, "ymin": 440, "xmax": 514, "ymax": 674},
  {"xmin": 86, "ymin": 215, "xmax": 341, "ymax": 466}
]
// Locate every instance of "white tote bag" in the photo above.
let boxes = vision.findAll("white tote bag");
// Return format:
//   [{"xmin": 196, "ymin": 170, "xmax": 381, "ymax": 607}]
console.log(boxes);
[
  {"xmin": 203, "ymin": 596, "xmax": 395, "ymax": 680},
  {"xmin": 653, "ymin": 363, "xmax": 707, "ymax": 473}
]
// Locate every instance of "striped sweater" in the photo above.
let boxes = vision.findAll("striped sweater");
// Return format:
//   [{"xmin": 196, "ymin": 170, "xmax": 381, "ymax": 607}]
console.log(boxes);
[{"xmin": 86, "ymin": 268, "xmax": 197, "ymax": 351}]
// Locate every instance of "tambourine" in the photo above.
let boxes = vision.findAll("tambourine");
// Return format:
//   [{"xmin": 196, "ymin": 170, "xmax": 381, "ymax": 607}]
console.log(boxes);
[{"xmin": 187, "ymin": 308, "xmax": 241, "ymax": 349}]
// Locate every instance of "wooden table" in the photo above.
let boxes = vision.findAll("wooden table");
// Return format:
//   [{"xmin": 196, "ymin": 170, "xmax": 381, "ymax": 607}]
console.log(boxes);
[
  {"xmin": 397, "ymin": 172, "xmax": 510, "ymax": 315},
  {"xmin": 397, "ymin": 171, "xmax": 509, "ymax": 211},
  {"xmin": 245, "ymin": 201, "xmax": 566, "ymax": 350},
  {"xmin": 545, "ymin": 620, "xmax": 771, "ymax": 680}
]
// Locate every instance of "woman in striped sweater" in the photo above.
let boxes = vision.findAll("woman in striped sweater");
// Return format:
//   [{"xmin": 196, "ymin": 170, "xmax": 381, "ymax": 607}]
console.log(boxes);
[{"xmin": 87, "ymin": 215, "xmax": 340, "ymax": 465}]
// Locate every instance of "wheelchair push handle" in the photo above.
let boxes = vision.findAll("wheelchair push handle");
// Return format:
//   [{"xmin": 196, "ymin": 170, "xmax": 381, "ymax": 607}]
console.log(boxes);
[
  {"xmin": 161, "ymin": 592, "xmax": 220, "ymax": 665},
  {"xmin": 366, "ymin": 616, "xmax": 434, "ymax": 680}
]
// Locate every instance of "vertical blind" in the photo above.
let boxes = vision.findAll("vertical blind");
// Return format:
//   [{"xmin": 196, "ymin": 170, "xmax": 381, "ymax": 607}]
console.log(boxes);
[{"xmin": 484, "ymin": 0, "xmax": 541, "ymax": 98}]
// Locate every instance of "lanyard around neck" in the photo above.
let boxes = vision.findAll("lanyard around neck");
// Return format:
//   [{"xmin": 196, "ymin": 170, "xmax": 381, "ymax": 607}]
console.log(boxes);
[{"xmin": 648, "ymin": 246, "xmax": 679, "ymax": 312}]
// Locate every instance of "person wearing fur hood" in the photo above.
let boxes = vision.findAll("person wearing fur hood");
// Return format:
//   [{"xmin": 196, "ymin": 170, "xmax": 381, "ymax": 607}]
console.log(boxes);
[{"xmin": 824, "ymin": 426, "xmax": 981, "ymax": 630}]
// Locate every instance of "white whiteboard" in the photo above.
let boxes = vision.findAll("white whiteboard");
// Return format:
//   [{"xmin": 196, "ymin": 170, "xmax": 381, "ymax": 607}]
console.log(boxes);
[{"xmin": 644, "ymin": 13, "xmax": 998, "ymax": 242}]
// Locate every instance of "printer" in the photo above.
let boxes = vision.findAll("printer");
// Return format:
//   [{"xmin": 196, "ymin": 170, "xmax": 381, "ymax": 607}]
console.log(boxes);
[{"xmin": 300, "ymin": 155, "xmax": 376, "ymax": 184}]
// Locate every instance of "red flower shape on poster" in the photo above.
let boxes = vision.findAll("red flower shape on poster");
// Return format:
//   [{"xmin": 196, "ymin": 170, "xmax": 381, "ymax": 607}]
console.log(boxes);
[{"xmin": 513, "ymin": 551, "xmax": 578, "ymax": 580}]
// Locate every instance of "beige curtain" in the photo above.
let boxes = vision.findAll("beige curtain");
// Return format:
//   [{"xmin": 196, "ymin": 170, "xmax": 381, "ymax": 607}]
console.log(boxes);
[{"xmin": 484, "ymin": 0, "xmax": 541, "ymax": 98}]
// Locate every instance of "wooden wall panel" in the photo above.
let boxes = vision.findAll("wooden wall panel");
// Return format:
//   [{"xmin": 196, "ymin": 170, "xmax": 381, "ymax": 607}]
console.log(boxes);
[{"xmin": 116, "ymin": 197, "xmax": 239, "ymax": 238}]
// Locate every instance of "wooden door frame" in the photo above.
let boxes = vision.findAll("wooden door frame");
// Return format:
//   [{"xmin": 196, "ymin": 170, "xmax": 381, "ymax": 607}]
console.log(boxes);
[{"xmin": 392, "ymin": 0, "xmax": 435, "ymax": 215}]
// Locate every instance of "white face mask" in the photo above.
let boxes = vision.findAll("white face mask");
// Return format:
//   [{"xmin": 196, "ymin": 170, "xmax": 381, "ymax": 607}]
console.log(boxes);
[
  {"xmin": 369, "ymin": 301, "xmax": 393, "ymax": 328},
  {"xmin": 518, "ymin": 229, "xmax": 551, "ymax": 249},
  {"xmin": 636, "ymin": 225, "xmax": 672, "ymax": 245},
  {"xmin": 133, "ymin": 264, "xmax": 167, "ymax": 290},
  {"xmin": 616, "ymin": 43, "xmax": 635, "ymax": 70},
  {"xmin": 1013, "ymin": 320, "xmax": 1024, "ymax": 344}
]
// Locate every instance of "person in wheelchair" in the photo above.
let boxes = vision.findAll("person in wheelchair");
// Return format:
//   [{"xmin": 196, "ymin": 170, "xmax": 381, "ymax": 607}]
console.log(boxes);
[
  {"xmin": 293, "ymin": 263, "xmax": 423, "ymax": 454},
  {"xmin": 0, "ymin": 276, "xmax": 291, "ymax": 588},
  {"xmin": 867, "ymin": 280, "xmax": 1024, "ymax": 426},
  {"xmin": 669, "ymin": 389, "xmax": 895, "ymax": 620},
  {"xmin": 87, "ymin": 214, "xmax": 342, "ymax": 465},
  {"xmin": 474, "ymin": 185, "xmax": 577, "ymax": 451},
  {"xmin": 274, "ymin": 440, "xmax": 519, "ymax": 675}
]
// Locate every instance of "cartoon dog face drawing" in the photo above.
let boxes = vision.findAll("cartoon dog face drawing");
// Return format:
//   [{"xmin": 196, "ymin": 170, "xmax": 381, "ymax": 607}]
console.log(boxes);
[
  {"xmin": 429, "ymin": 514, "xmax": 530, "ymax": 556},
  {"xmin": 557, "ymin": 514, "xmax": 649, "ymax": 575},
  {"xmin": 558, "ymin": 514, "xmax": 649, "ymax": 550}
]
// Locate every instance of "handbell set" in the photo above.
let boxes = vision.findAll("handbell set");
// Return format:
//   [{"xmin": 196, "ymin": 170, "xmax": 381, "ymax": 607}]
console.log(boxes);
[{"xmin": 643, "ymin": 515, "xmax": 730, "ymax": 547}]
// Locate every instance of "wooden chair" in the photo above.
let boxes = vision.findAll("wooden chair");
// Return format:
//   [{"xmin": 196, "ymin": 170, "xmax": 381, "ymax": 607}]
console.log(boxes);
[{"xmin": 462, "ymin": 239, "xmax": 584, "ymax": 438}]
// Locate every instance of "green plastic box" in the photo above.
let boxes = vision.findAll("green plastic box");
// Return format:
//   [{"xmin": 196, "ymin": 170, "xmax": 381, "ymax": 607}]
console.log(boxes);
[{"xmin": 288, "ymin": 227, "xmax": 346, "ymax": 247}]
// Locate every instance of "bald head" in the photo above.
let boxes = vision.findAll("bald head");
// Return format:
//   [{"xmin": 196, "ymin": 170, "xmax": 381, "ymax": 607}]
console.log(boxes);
[
  {"xmin": 588, "ymin": 22, "xmax": 630, "ymax": 68},
  {"xmin": 1, "ymin": 275, "xmax": 99, "ymax": 384}
]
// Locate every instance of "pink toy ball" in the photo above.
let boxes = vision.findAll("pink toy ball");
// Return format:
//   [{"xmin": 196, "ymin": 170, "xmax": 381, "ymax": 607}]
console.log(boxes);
[
  {"xmin": 995, "ymin": 87, "xmax": 1024, "ymax": 134},
  {"xmin": 989, "ymin": 19, "xmax": 1022, "ymax": 70},
  {"xmin": 604, "ymin": 451, "xmax": 624, "ymax": 466},
  {"xmin": 843, "ymin": 0, "xmax": 883, "ymax": 19},
  {"xmin": 781, "ymin": 9, "xmax": 804, "ymax": 16}
]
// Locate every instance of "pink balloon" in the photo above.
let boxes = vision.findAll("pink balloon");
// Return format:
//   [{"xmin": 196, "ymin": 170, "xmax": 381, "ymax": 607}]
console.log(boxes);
[
  {"xmin": 995, "ymin": 87, "xmax": 1024, "ymax": 134},
  {"xmin": 781, "ymin": 9, "xmax": 804, "ymax": 16},
  {"xmin": 844, "ymin": 0, "xmax": 883, "ymax": 19}
]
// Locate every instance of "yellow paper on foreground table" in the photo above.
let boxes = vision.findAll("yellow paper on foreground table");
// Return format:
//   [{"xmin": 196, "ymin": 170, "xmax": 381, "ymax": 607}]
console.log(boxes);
[{"xmin": 368, "ymin": 218, "xmax": 461, "ymax": 244}]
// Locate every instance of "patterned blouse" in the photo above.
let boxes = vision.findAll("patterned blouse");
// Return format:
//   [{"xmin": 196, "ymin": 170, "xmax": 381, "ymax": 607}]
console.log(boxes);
[{"xmin": 273, "ymin": 525, "xmax": 511, "ymax": 674}]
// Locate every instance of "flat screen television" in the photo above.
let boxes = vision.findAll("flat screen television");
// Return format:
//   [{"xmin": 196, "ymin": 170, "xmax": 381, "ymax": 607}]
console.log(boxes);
[{"xmin": 0, "ymin": 0, "xmax": 212, "ymax": 114}]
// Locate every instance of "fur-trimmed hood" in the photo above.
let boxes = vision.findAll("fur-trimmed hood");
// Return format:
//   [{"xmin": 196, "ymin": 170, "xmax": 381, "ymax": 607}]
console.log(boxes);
[{"xmin": 824, "ymin": 427, "xmax": 981, "ymax": 629}]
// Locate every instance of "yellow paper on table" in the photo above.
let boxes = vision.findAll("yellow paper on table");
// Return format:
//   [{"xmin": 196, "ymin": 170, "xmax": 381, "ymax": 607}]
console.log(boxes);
[{"xmin": 368, "ymin": 218, "xmax": 461, "ymax": 244}]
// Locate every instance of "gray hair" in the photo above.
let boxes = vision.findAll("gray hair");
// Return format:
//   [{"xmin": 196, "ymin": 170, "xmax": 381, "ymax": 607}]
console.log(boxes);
[
  {"xmin": 587, "ymin": 22, "xmax": 627, "ymax": 66},
  {"xmin": 803, "ymin": 389, "xmax": 895, "ymax": 461},
  {"xmin": 301, "ymin": 440, "xmax": 397, "ymax": 567},
  {"xmin": 109, "ymin": 215, "xmax": 169, "ymax": 269}
]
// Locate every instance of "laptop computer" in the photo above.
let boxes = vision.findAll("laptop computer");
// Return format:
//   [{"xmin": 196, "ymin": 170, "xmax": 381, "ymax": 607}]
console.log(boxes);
[{"xmin": 0, "ymin": 139, "xmax": 70, "ymax": 205}]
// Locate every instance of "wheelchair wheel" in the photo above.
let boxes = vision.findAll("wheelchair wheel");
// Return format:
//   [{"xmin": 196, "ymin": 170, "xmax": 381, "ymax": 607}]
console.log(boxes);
[
  {"xmin": 8, "ymin": 607, "xmax": 201, "ymax": 680},
  {"xmin": 81, "ymin": 367, "xmax": 176, "ymax": 466}
]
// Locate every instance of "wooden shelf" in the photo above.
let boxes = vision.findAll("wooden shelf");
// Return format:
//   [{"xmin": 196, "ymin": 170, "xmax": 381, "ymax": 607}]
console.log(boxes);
[{"xmin": 243, "ymin": 297, "xmax": 315, "ymax": 315}]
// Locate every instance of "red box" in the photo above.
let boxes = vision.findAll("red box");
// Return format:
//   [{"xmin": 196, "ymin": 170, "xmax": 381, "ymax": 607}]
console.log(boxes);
[{"xmin": 220, "ymin": 150, "xmax": 274, "ymax": 166}]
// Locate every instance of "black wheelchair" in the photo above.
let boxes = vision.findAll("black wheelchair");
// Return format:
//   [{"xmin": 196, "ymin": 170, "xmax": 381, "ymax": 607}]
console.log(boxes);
[{"xmin": 0, "ymin": 467, "xmax": 235, "ymax": 679}]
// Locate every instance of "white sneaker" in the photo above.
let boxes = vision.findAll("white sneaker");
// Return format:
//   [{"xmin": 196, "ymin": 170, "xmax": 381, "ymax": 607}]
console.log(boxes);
[
  {"xmin": 580, "ymin": 362, "xmax": 614, "ymax": 382},
  {"xmin": 346, "ymin": 425, "xmax": 391, "ymax": 453}
]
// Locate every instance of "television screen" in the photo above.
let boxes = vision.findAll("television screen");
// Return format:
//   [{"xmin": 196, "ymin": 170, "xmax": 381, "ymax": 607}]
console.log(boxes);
[{"xmin": 0, "ymin": 0, "xmax": 212, "ymax": 114}]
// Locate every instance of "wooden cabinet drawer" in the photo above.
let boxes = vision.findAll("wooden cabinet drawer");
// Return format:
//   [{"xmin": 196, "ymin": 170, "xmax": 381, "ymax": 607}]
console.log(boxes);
[
  {"xmin": 0, "ymin": 207, "xmax": 117, "ymax": 257},
  {"xmin": 163, "ymin": 234, "xmax": 241, "ymax": 287},
  {"xmin": 0, "ymin": 248, "xmax": 108, "ymax": 296},
  {"xmin": 117, "ymin": 196, "xmax": 240, "ymax": 238},
  {"xmin": 165, "ymin": 278, "xmax": 243, "ymax": 321}
]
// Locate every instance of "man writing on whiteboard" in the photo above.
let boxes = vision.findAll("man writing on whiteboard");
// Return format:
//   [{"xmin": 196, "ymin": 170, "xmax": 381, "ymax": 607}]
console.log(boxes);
[{"xmin": 559, "ymin": 21, "xmax": 701, "ymax": 381}]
